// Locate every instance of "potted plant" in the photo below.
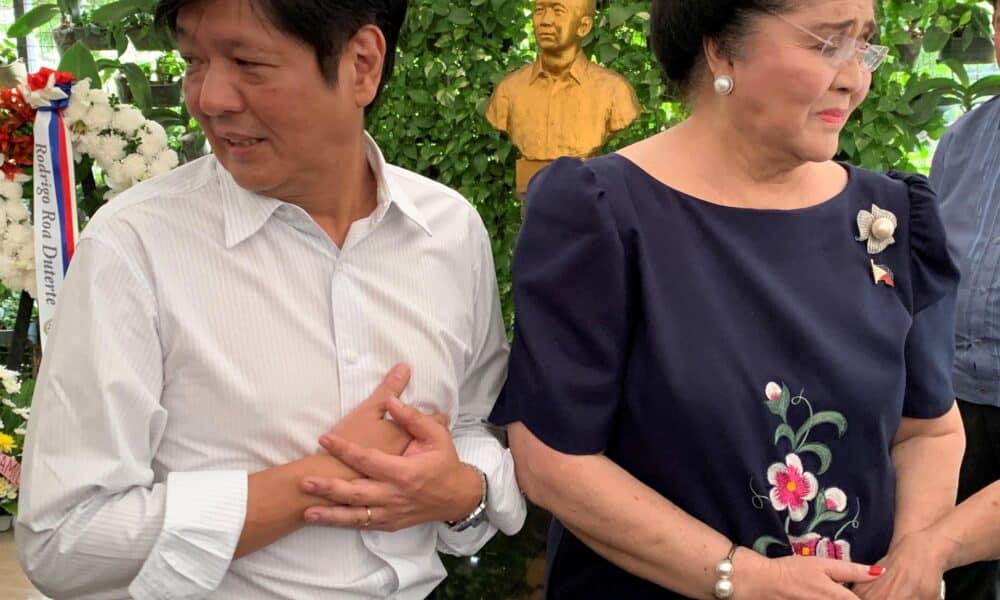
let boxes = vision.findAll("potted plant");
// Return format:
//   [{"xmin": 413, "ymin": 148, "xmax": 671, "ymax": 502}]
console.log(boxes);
[
  {"xmin": 0, "ymin": 39, "xmax": 25, "ymax": 89},
  {"xmin": 150, "ymin": 51, "xmax": 184, "ymax": 106},
  {"xmin": 115, "ymin": 51, "xmax": 183, "ymax": 109},
  {"xmin": 6, "ymin": 0, "xmax": 118, "ymax": 54},
  {"xmin": 936, "ymin": 3, "xmax": 996, "ymax": 64},
  {"xmin": 124, "ymin": 13, "xmax": 173, "ymax": 52}
]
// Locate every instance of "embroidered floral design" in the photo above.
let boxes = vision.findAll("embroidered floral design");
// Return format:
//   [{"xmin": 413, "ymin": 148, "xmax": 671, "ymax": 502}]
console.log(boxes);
[
  {"xmin": 750, "ymin": 382, "xmax": 861, "ymax": 561},
  {"xmin": 789, "ymin": 533, "xmax": 852, "ymax": 560},
  {"xmin": 767, "ymin": 454, "xmax": 818, "ymax": 522},
  {"xmin": 857, "ymin": 204, "xmax": 897, "ymax": 254}
]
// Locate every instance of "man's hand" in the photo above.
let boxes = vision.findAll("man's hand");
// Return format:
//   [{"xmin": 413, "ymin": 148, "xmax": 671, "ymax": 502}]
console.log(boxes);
[
  {"xmin": 234, "ymin": 364, "xmax": 415, "ymax": 559},
  {"xmin": 328, "ymin": 363, "xmax": 413, "ymax": 457},
  {"xmin": 300, "ymin": 397, "xmax": 482, "ymax": 532}
]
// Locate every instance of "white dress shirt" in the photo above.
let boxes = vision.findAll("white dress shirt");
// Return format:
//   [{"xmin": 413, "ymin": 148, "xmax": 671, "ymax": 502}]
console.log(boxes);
[{"xmin": 16, "ymin": 134, "xmax": 526, "ymax": 599}]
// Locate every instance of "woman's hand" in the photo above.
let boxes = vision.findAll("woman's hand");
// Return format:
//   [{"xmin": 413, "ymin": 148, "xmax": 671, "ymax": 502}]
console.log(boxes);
[
  {"xmin": 853, "ymin": 530, "xmax": 958, "ymax": 600},
  {"xmin": 740, "ymin": 550, "xmax": 885, "ymax": 600}
]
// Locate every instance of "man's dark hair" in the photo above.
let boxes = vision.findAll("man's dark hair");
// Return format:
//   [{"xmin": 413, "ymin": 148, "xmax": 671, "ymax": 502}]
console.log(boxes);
[
  {"xmin": 650, "ymin": 0, "xmax": 802, "ymax": 96},
  {"xmin": 154, "ymin": 0, "xmax": 407, "ymax": 107}
]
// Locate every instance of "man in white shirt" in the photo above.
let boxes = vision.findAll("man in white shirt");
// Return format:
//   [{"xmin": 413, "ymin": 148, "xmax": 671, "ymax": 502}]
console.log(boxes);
[{"xmin": 15, "ymin": 0, "xmax": 526, "ymax": 598}]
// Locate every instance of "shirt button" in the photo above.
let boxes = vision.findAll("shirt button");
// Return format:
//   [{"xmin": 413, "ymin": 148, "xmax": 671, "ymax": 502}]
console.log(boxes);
[{"xmin": 343, "ymin": 350, "xmax": 359, "ymax": 364}]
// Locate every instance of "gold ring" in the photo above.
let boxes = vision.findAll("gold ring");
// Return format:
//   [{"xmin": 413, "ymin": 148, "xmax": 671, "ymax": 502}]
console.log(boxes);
[{"xmin": 363, "ymin": 506, "xmax": 373, "ymax": 528}]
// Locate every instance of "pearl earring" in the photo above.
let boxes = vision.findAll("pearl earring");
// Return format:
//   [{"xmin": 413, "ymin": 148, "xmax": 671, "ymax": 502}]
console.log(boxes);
[{"xmin": 714, "ymin": 75, "xmax": 734, "ymax": 96}]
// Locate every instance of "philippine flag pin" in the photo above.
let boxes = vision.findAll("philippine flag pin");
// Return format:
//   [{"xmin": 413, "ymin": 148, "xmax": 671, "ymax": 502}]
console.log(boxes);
[{"xmin": 870, "ymin": 260, "xmax": 895, "ymax": 287}]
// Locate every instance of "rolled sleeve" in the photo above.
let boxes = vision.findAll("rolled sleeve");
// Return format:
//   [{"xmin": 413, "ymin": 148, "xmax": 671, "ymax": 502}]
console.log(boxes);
[
  {"xmin": 129, "ymin": 471, "xmax": 248, "ymax": 599},
  {"xmin": 437, "ymin": 212, "xmax": 526, "ymax": 555}
]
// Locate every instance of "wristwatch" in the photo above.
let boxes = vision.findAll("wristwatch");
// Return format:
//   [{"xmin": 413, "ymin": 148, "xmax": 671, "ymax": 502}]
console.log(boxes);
[{"xmin": 446, "ymin": 464, "xmax": 489, "ymax": 532}]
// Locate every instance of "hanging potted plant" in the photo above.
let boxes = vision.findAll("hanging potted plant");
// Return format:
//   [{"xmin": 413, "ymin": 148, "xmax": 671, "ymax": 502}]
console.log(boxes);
[
  {"xmin": 0, "ymin": 40, "xmax": 25, "ymax": 89},
  {"xmin": 124, "ymin": 13, "xmax": 173, "ymax": 52},
  {"xmin": 936, "ymin": 4, "xmax": 996, "ymax": 64}
]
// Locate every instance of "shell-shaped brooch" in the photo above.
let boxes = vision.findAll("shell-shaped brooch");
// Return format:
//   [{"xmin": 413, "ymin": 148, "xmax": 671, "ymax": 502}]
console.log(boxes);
[{"xmin": 857, "ymin": 204, "xmax": 897, "ymax": 254}]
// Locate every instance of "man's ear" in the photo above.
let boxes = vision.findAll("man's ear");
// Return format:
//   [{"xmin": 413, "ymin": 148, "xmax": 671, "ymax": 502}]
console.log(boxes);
[
  {"xmin": 342, "ymin": 24, "xmax": 387, "ymax": 109},
  {"xmin": 577, "ymin": 15, "xmax": 594, "ymax": 39}
]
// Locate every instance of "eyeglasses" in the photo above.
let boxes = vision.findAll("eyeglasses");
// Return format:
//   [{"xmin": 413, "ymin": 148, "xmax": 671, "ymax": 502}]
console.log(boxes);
[{"xmin": 771, "ymin": 12, "xmax": 889, "ymax": 72}]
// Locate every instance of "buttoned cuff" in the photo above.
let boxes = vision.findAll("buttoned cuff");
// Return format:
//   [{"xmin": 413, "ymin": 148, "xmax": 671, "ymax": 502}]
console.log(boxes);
[
  {"xmin": 129, "ymin": 471, "xmax": 248, "ymax": 599},
  {"xmin": 436, "ymin": 437, "xmax": 526, "ymax": 555}
]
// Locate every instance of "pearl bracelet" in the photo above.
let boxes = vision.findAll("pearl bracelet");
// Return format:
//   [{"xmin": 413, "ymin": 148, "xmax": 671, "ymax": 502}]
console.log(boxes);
[{"xmin": 714, "ymin": 543, "xmax": 739, "ymax": 599}]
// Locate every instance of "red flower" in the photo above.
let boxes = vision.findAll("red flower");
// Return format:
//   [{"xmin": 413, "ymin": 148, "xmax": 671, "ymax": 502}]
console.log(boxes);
[
  {"xmin": 26, "ymin": 67, "xmax": 75, "ymax": 91},
  {"xmin": 0, "ymin": 86, "xmax": 36, "ymax": 179}
]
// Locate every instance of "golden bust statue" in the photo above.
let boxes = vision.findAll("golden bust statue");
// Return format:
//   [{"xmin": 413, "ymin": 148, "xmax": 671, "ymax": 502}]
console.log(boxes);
[{"xmin": 486, "ymin": 0, "xmax": 641, "ymax": 195}]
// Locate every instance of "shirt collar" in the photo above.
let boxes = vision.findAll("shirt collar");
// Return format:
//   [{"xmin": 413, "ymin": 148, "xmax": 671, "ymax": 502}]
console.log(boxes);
[
  {"xmin": 220, "ymin": 132, "xmax": 431, "ymax": 248},
  {"xmin": 529, "ymin": 52, "xmax": 590, "ymax": 84}
]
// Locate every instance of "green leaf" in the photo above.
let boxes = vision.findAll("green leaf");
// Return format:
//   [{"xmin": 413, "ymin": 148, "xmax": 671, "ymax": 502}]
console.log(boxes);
[
  {"xmin": 6, "ymin": 4, "xmax": 60, "ymax": 38},
  {"xmin": 774, "ymin": 424, "xmax": 796, "ymax": 447},
  {"xmin": 794, "ymin": 411, "xmax": 848, "ymax": 447},
  {"xmin": 798, "ymin": 442, "xmax": 833, "ymax": 474},
  {"xmin": 113, "ymin": 27, "xmax": 129, "ymax": 56},
  {"xmin": 608, "ymin": 5, "xmax": 639, "ymax": 30},
  {"xmin": 923, "ymin": 27, "xmax": 951, "ymax": 52},
  {"xmin": 89, "ymin": 0, "xmax": 157, "ymax": 25},
  {"xmin": 57, "ymin": 42, "xmax": 101, "ymax": 86},
  {"xmin": 148, "ymin": 107, "xmax": 184, "ymax": 128},
  {"xmin": 120, "ymin": 62, "xmax": 152, "ymax": 114},
  {"xmin": 447, "ymin": 8, "xmax": 474, "ymax": 26},
  {"xmin": 970, "ymin": 75, "xmax": 1000, "ymax": 99},
  {"xmin": 752, "ymin": 535, "xmax": 787, "ymax": 555}
]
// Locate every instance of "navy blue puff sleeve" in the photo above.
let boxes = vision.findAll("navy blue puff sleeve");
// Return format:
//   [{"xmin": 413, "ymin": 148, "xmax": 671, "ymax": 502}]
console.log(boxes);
[
  {"xmin": 889, "ymin": 172, "xmax": 961, "ymax": 418},
  {"xmin": 489, "ymin": 157, "xmax": 630, "ymax": 454}
]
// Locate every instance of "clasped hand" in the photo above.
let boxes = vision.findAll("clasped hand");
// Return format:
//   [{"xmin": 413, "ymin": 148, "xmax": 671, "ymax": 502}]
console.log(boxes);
[{"xmin": 300, "ymin": 364, "xmax": 481, "ymax": 532}]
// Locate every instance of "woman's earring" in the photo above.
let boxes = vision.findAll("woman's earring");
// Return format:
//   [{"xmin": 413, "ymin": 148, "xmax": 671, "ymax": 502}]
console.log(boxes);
[{"xmin": 714, "ymin": 75, "xmax": 735, "ymax": 96}]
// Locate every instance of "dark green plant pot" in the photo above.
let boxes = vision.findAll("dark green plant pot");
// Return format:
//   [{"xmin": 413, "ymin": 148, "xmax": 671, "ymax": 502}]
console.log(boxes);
[
  {"xmin": 940, "ymin": 36, "xmax": 996, "ymax": 64},
  {"xmin": 150, "ymin": 82, "xmax": 182, "ymax": 107},
  {"xmin": 53, "ymin": 24, "xmax": 115, "ymax": 54},
  {"xmin": 115, "ymin": 78, "xmax": 182, "ymax": 108}
]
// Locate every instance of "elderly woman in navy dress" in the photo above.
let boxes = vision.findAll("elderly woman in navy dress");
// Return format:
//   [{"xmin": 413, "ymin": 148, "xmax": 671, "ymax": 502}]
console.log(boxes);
[{"xmin": 490, "ymin": 1, "xmax": 966, "ymax": 599}]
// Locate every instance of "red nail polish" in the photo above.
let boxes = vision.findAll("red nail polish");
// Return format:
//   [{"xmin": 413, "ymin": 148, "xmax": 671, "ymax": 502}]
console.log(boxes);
[{"xmin": 868, "ymin": 566, "xmax": 885, "ymax": 576}]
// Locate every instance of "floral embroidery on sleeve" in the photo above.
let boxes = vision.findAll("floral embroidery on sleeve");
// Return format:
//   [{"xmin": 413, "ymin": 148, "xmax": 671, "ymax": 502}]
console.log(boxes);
[{"xmin": 750, "ymin": 382, "xmax": 861, "ymax": 560}]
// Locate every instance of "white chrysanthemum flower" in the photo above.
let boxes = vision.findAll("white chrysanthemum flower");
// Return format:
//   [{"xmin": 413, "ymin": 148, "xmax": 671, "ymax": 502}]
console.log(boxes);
[
  {"xmin": 147, "ymin": 149, "xmax": 180, "ymax": 178},
  {"xmin": 12, "ymin": 408, "xmax": 29, "ymax": 419},
  {"xmin": 62, "ymin": 100, "xmax": 88, "ymax": 124},
  {"xmin": 121, "ymin": 154, "xmax": 150, "ymax": 183},
  {"xmin": 104, "ymin": 163, "xmax": 131, "ymax": 191},
  {"xmin": 0, "ymin": 181, "xmax": 23, "ymax": 202},
  {"xmin": 112, "ymin": 106, "xmax": 146, "ymax": 136},
  {"xmin": 4, "ymin": 199, "xmax": 29, "ymax": 223},
  {"xmin": 95, "ymin": 134, "xmax": 128, "ymax": 164},
  {"xmin": 89, "ymin": 89, "xmax": 109, "ymax": 104},
  {"xmin": 1, "ymin": 399, "xmax": 14, "ymax": 409},
  {"xmin": 71, "ymin": 78, "xmax": 92, "ymax": 104},
  {"xmin": 84, "ymin": 103, "xmax": 115, "ymax": 131},
  {"xmin": 137, "ymin": 124, "xmax": 169, "ymax": 160},
  {"xmin": 5, "ymin": 225, "xmax": 31, "ymax": 247},
  {"xmin": 74, "ymin": 132, "xmax": 101, "ymax": 156}
]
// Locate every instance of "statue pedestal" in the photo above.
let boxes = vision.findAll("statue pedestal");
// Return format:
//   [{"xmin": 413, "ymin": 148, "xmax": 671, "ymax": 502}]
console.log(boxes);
[{"xmin": 515, "ymin": 159, "xmax": 552, "ymax": 200}]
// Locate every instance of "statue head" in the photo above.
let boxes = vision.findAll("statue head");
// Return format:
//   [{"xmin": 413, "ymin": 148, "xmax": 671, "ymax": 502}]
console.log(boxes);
[{"xmin": 532, "ymin": 0, "xmax": 596, "ymax": 54}]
